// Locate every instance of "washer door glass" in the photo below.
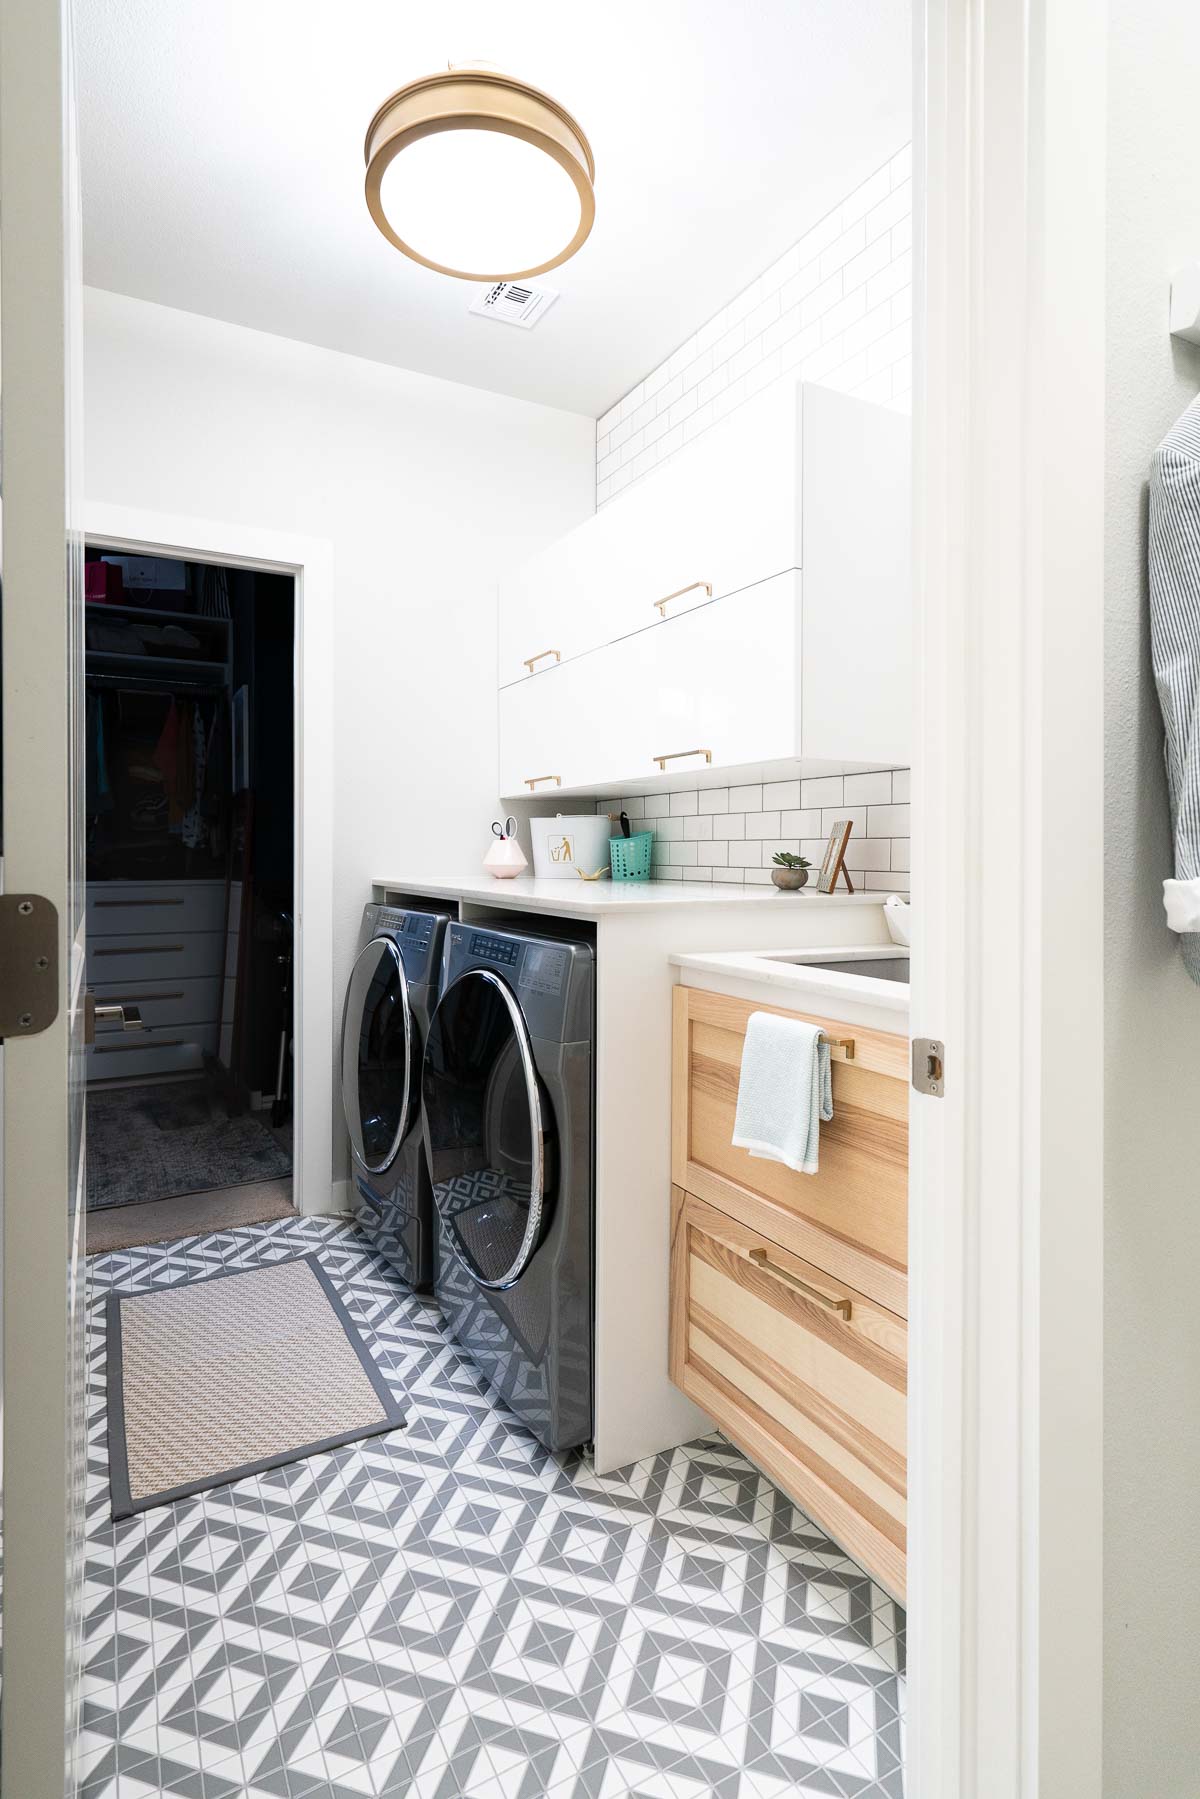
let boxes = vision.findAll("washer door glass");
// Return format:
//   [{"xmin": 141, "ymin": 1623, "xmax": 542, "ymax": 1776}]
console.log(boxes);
[
  {"xmin": 341, "ymin": 937, "xmax": 414, "ymax": 1175},
  {"xmin": 422, "ymin": 968, "xmax": 556, "ymax": 1289}
]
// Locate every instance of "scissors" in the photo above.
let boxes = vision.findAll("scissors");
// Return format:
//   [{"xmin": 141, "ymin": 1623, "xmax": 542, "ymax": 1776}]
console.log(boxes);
[{"xmin": 492, "ymin": 816, "xmax": 518, "ymax": 841}]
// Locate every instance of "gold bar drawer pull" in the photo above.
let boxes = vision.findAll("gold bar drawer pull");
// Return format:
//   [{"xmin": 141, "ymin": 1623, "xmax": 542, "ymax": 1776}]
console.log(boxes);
[
  {"xmin": 523, "ymin": 649, "xmax": 561, "ymax": 673},
  {"xmin": 524, "ymin": 774, "xmax": 562, "ymax": 790},
  {"xmin": 653, "ymin": 748, "xmax": 713, "ymax": 771},
  {"xmin": 749, "ymin": 1247, "xmax": 853, "ymax": 1320},
  {"xmin": 654, "ymin": 581, "xmax": 712, "ymax": 618}
]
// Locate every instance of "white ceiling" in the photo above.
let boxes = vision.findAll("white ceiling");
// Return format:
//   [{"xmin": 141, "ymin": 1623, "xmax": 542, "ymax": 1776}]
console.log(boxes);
[{"xmin": 76, "ymin": 0, "xmax": 910, "ymax": 419}]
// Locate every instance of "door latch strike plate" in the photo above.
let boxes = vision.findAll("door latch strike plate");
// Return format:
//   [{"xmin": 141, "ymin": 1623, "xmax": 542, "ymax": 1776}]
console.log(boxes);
[
  {"xmin": 912, "ymin": 1036, "xmax": 945, "ymax": 1097},
  {"xmin": 0, "ymin": 894, "xmax": 59, "ymax": 1042}
]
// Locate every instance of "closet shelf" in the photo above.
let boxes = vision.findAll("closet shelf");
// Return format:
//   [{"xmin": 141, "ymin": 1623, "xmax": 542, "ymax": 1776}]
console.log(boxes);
[
  {"xmin": 87, "ymin": 652, "xmax": 230, "ymax": 678},
  {"xmin": 85, "ymin": 601, "xmax": 231, "ymax": 629}
]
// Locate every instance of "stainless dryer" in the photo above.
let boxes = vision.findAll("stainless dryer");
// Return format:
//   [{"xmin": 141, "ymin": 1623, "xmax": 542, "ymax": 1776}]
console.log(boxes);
[
  {"xmin": 421, "ymin": 921, "xmax": 594, "ymax": 1451},
  {"xmin": 340, "ymin": 902, "xmax": 451, "ymax": 1288}
]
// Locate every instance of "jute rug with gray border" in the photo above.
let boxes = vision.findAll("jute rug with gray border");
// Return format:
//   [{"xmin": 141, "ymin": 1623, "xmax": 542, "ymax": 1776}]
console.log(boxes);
[{"xmin": 106, "ymin": 1254, "xmax": 405, "ymax": 1519}]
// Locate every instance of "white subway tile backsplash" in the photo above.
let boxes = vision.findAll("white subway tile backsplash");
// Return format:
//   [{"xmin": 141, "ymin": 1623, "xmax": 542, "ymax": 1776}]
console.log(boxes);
[
  {"xmin": 801, "ymin": 775, "xmax": 844, "ymax": 808},
  {"xmin": 594, "ymin": 149, "xmax": 911, "ymax": 506},
  {"xmin": 867, "ymin": 803, "xmax": 911, "ymax": 836},
  {"xmin": 728, "ymin": 840, "xmax": 764, "ymax": 867},
  {"xmin": 843, "ymin": 771, "xmax": 893, "ymax": 805},
  {"xmin": 780, "ymin": 808, "xmax": 823, "ymax": 837},
  {"xmin": 729, "ymin": 784, "xmax": 763, "ymax": 810},
  {"xmin": 600, "ymin": 767, "xmax": 911, "ymax": 890}
]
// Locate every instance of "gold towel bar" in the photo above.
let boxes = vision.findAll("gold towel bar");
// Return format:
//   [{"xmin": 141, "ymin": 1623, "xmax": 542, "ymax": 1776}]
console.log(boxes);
[{"xmin": 821, "ymin": 1033, "xmax": 856, "ymax": 1061}]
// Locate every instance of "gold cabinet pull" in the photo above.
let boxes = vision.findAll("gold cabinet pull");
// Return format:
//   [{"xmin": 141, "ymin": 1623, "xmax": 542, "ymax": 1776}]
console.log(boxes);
[
  {"xmin": 523, "ymin": 649, "xmax": 562, "ymax": 673},
  {"xmin": 749, "ymin": 1248, "xmax": 852, "ymax": 1320},
  {"xmin": 654, "ymin": 581, "xmax": 712, "ymax": 618},
  {"xmin": 524, "ymin": 774, "xmax": 562, "ymax": 790},
  {"xmin": 653, "ymin": 748, "xmax": 713, "ymax": 771}
]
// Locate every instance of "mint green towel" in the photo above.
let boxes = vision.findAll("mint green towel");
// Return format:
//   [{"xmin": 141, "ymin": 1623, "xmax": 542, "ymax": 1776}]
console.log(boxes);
[{"xmin": 731, "ymin": 1010, "xmax": 832, "ymax": 1176}]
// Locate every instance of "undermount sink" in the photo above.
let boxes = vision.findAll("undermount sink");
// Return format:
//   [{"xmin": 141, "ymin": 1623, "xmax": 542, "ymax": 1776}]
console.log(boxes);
[{"xmin": 762, "ymin": 951, "xmax": 911, "ymax": 984}]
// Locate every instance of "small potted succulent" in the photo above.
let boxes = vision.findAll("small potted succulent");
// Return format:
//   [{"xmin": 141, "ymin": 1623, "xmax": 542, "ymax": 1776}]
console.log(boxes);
[{"xmin": 770, "ymin": 850, "xmax": 812, "ymax": 892}]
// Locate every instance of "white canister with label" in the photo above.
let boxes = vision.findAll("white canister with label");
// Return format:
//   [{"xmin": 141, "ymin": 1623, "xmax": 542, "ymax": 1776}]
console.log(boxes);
[{"xmin": 530, "ymin": 814, "xmax": 613, "ymax": 881}]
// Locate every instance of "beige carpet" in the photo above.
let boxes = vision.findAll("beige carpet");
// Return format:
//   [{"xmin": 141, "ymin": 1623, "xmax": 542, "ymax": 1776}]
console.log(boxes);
[
  {"xmin": 87, "ymin": 1179, "xmax": 295, "ymax": 1255},
  {"xmin": 106, "ymin": 1255, "xmax": 406, "ymax": 1518}
]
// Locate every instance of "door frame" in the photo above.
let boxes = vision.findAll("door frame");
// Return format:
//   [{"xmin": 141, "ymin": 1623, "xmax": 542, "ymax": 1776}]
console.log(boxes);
[
  {"xmin": 84, "ymin": 504, "xmax": 337, "ymax": 1217},
  {"xmin": 910, "ymin": 0, "xmax": 1106, "ymax": 1793}
]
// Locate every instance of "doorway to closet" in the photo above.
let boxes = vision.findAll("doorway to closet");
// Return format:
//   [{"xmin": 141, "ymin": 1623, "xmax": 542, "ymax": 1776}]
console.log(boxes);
[{"xmin": 83, "ymin": 547, "xmax": 297, "ymax": 1252}]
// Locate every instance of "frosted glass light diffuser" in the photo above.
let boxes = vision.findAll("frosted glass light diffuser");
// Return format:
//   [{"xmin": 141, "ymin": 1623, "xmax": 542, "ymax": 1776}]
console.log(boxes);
[{"xmin": 365, "ymin": 69, "xmax": 595, "ymax": 283}]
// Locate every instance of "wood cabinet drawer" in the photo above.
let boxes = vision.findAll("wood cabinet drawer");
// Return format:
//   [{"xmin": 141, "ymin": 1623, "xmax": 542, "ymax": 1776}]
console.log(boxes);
[
  {"xmin": 86, "ymin": 880, "xmax": 227, "ymax": 937},
  {"xmin": 670, "ymin": 1186, "xmax": 906, "ymax": 1598},
  {"xmin": 672, "ymin": 985, "xmax": 909, "ymax": 1316}
]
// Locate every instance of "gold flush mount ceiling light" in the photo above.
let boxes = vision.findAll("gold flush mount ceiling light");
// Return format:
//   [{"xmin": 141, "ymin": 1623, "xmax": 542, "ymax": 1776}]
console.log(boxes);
[{"xmin": 364, "ymin": 65, "xmax": 596, "ymax": 282}]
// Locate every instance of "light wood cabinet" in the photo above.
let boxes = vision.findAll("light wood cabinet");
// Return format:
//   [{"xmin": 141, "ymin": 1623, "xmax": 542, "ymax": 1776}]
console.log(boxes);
[
  {"xmin": 670, "ymin": 982, "xmax": 910, "ymax": 1598},
  {"xmin": 497, "ymin": 381, "xmax": 911, "ymax": 799}
]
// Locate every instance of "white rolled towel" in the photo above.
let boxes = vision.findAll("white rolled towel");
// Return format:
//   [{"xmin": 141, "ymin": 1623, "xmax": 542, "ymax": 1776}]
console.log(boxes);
[{"xmin": 1163, "ymin": 877, "xmax": 1200, "ymax": 933}]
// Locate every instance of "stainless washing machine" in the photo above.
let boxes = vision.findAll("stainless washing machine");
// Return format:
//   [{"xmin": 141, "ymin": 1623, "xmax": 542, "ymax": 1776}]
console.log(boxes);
[
  {"xmin": 340, "ymin": 902, "xmax": 451, "ymax": 1288},
  {"xmin": 421, "ymin": 921, "xmax": 594, "ymax": 1451}
]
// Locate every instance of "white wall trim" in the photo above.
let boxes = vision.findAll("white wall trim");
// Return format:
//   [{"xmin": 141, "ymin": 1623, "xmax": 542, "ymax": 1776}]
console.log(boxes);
[
  {"xmin": 84, "ymin": 503, "xmax": 339, "ymax": 1217},
  {"xmin": 910, "ymin": 1, "xmax": 1106, "ymax": 1794}
]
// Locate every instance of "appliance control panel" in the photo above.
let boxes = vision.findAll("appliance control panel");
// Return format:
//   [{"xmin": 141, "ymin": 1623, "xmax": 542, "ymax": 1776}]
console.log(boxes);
[
  {"xmin": 378, "ymin": 907, "xmax": 433, "ymax": 951},
  {"xmin": 468, "ymin": 931, "xmax": 520, "ymax": 967}
]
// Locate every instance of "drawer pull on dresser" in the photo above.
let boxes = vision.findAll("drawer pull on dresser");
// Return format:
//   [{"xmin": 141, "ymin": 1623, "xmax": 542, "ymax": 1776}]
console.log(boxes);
[{"xmin": 748, "ymin": 1247, "xmax": 853, "ymax": 1320}]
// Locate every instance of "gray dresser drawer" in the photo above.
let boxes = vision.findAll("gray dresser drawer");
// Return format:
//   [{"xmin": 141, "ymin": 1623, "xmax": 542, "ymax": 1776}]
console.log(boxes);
[
  {"xmin": 90, "ymin": 976, "xmax": 222, "ymax": 1032},
  {"xmin": 86, "ymin": 1021, "xmax": 218, "ymax": 1082},
  {"xmin": 87, "ymin": 880, "xmax": 227, "ymax": 938},
  {"xmin": 86, "ymin": 932, "xmax": 225, "ymax": 983}
]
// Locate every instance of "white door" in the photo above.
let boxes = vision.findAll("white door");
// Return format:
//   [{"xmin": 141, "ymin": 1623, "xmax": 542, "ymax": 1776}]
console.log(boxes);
[{"xmin": 0, "ymin": 1, "xmax": 89, "ymax": 1793}]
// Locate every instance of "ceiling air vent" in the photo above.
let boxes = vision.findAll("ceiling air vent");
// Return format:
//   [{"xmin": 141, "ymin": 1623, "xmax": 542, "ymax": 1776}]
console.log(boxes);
[{"xmin": 468, "ymin": 281, "xmax": 559, "ymax": 330}]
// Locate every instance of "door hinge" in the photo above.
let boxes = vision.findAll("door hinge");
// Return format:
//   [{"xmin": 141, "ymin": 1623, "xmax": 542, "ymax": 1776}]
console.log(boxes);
[
  {"xmin": 912, "ymin": 1036, "xmax": 945, "ymax": 1097},
  {"xmin": 0, "ymin": 894, "xmax": 60, "ymax": 1042}
]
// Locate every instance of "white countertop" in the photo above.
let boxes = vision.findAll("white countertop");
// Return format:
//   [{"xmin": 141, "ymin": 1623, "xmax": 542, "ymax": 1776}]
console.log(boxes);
[
  {"xmin": 373, "ymin": 872, "xmax": 890, "ymax": 922},
  {"xmin": 671, "ymin": 944, "xmax": 910, "ymax": 1029}
]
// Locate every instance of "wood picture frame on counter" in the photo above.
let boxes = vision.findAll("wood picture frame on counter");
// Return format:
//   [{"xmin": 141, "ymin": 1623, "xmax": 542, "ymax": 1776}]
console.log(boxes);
[{"xmin": 816, "ymin": 818, "xmax": 855, "ymax": 893}]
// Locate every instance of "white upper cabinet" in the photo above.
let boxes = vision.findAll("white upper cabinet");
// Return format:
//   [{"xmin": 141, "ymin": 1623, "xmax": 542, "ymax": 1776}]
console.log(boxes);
[
  {"xmin": 497, "ymin": 382, "xmax": 804, "ymax": 687},
  {"xmin": 498, "ymin": 382, "xmax": 911, "ymax": 797}
]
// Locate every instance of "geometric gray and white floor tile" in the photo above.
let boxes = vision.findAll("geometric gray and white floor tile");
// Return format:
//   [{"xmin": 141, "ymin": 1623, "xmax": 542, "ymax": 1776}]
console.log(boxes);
[{"xmin": 81, "ymin": 1218, "xmax": 905, "ymax": 1798}]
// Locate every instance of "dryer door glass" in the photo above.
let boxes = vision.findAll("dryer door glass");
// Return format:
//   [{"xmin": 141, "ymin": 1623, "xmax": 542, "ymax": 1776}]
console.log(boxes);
[
  {"xmin": 341, "ymin": 937, "xmax": 415, "ymax": 1175},
  {"xmin": 422, "ymin": 968, "xmax": 556, "ymax": 1290}
]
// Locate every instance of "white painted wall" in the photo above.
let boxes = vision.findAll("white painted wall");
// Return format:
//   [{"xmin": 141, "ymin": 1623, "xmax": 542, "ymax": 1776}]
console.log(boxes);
[
  {"xmin": 1104, "ymin": 6, "xmax": 1200, "ymax": 1791},
  {"xmin": 82, "ymin": 289, "xmax": 595, "ymax": 1188}
]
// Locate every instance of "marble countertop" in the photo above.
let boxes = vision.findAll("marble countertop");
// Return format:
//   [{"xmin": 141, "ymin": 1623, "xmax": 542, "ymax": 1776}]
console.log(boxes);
[
  {"xmin": 372, "ymin": 872, "xmax": 891, "ymax": 922},
  {"xmin": 671, "ymin": 943, "xmax": 910, "ymax": 1029}
]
